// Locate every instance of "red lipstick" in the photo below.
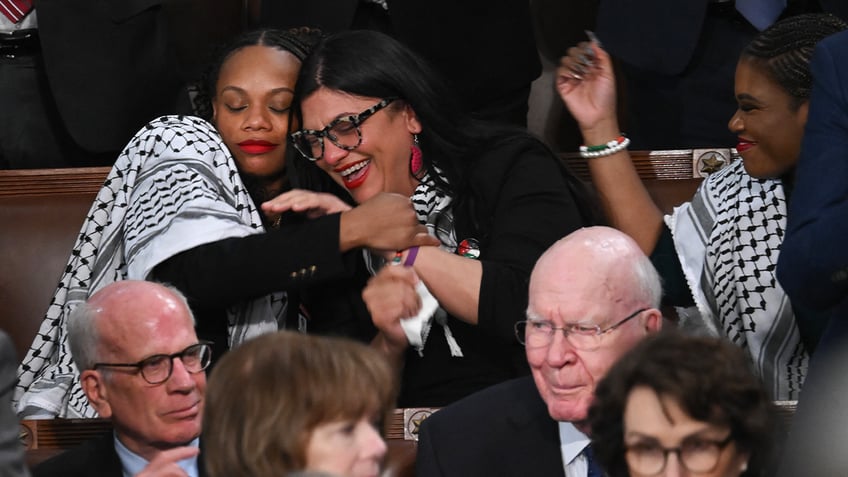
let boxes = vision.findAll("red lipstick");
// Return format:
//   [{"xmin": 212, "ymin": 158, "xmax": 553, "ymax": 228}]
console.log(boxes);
[
  {"xmin": 238, "ymin": 140, "xmax": 278, "ymax": 155},
  {"xmin": 736, "ymin": 138, "xmax": 755, "ymax": 153}
]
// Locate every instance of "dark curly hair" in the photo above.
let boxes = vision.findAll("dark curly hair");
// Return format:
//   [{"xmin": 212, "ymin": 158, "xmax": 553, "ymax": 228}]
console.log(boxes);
[
  {"xmin": 588, "ymin": 331, "xmax": 776, "ymax": 477},
  {"xmin": 742, "ymin": 13, "xmax": 847, "ymax": 110}
]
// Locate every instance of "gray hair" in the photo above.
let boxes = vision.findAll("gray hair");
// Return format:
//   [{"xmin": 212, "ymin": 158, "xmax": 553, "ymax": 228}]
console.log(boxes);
[{"xmin": 67, "ymin": 282, "xmax": 194, "ymax": 372}]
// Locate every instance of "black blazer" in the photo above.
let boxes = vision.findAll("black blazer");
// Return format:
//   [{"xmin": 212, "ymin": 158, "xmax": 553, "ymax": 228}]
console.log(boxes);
[
  {"xmin": 257, "ymin": 0, "xmax": 541, "ymax": 112},
  {"xmin": 32, "ymin": 432, "xmax": 207, "ymax": 477},
  {"xmin": 416, "ymin": 376, "xmax": 566, "ymax": 477}
]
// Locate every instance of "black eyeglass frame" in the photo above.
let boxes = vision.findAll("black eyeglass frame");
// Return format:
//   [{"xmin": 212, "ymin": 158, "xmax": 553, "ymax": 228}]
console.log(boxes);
[
  {"xmin": 624, "ymin": 434, "xmax": 734, "ymax": 475},
  {"xmin": 290, "ymin": 97, "xmax": 397, "ymax": 162},
  {"xmin": 92, "ymin": 341, "xmax": 213, "ymax": 385},
  {"xmin": 514, "ymin": 308, "xmax": 648, "ymax": 349}
]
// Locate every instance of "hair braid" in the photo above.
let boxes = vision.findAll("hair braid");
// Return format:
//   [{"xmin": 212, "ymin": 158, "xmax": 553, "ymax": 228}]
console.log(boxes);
[{"xmin": 742, "ymin": 13, "xmax": 848, "ymax": 105}]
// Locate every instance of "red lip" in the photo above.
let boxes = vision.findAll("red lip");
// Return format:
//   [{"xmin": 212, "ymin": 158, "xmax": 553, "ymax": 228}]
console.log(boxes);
[
  {"xmin": 334, "ymin": 160, "xmax": 370, "ymax": 190},
  {"xmin": 238, "ymin": 140, "xmax": 278, "ymax": 155},
  {"xmin": 736, "ymin": 138, "xmax": 755, "ymax": 153}
]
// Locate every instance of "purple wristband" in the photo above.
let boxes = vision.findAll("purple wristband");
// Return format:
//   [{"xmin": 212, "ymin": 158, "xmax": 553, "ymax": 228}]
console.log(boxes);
[{"xmin": 403, "ymin": 246, "xmax": 419, "ymax": 267}]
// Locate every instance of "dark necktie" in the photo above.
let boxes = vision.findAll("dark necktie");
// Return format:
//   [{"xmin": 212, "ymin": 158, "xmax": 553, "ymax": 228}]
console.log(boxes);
[
  {"xmin": 736, "ymin": 0, "xmax": 787, "ymax": 31},
  {"xmin": 0, "ymin": 0, "xmax": 32, "ymax": 23},
  {"xmin": 584, "ymin": 445, "xmax": 604, "ymax": 477}
]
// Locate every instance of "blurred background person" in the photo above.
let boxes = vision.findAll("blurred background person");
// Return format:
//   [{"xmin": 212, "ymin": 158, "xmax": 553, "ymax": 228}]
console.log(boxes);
[
  {"xmin": 249, "ymin": 0, "xmax": 540, "ymax": 127},
  {"xmin": 203, "ymin": 331, "xmax": 395, "ymax": 477},
  {"xmin": 589, "ymin": 332, "xmax": 775, "ymax": 477},
  {"xmin": 0, "ymin": 0, "xmax": 244, "ymax": 169}
]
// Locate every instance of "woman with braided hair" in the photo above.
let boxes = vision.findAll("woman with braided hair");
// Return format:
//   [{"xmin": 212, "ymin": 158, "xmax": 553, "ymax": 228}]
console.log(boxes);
[{"xmin": 557, "ymin": 13, "xmax": 847, "ymax": 401}]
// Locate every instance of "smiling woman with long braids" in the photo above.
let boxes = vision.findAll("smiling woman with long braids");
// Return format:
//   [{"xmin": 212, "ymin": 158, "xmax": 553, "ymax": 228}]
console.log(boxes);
[{"xmin": 556, "ymin": 13, "xmax": 848, "ymax": 401}]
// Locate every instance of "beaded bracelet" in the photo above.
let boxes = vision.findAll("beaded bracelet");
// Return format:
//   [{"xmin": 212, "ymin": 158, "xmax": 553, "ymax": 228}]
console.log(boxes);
[
  {"xmin": 392, "ymin": 246, "xmax": 420, "ymax": 267},
  {"xmin": 579, "ymin": 135, "xmax": 630, "ymax": 159}
]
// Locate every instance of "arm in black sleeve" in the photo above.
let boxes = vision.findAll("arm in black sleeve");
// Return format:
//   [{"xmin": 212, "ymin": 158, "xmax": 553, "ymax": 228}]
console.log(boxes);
[
  {"xmin": 651, "ymin": 224, "xmax": 695, "ymax": 307},
  {"xmin": 152, "ymin": 213, "xmax": 358, "ymax": 309}
]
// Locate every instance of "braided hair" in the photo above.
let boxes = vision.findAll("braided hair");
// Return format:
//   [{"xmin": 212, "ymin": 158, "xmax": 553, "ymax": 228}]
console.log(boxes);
[
  {"xmin": 742, "ymin": 13, "xmax": 847, "ymax": 109},
  {"xmin": 194, "ymin": 28, "xmax": 322, "ymax": 120}
]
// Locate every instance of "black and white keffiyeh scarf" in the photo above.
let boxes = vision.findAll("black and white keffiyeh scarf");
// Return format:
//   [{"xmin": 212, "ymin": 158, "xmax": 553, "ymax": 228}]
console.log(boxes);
[
  {"xmin": 14, "ymin": 116, "xmax": 286, "ymax": 418},
  {"xmin": 667, "ymin": 159, "xmax": 808, "ymax": 400},
  {"xmin": 364, "ymin": 167, "xmax": 464, "ymax": 357}
]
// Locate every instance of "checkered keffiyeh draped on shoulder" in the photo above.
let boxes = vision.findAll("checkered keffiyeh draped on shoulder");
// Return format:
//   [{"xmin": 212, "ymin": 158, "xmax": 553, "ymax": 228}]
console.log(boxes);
[
  {"xmin": 667, "ymin": 159, "xmax": 808, "ymax": 400},
  {"xmin": 14, "ymin": 116, "xmax": 286, "ymax": 418}
]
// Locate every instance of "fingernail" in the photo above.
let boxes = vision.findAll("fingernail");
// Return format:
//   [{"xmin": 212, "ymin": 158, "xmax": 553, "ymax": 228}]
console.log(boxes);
[{"xmin": 585, "ymin": 30, "xmax": 603, "ymax": 48}]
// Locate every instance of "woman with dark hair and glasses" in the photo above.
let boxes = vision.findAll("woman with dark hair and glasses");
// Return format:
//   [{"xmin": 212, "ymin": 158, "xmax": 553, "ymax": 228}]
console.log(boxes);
[
  {"xmin": 588, "ymin": 332, "xmax": 776, "ymax": 477},
  {"xmin": 281, "ymin": 29, "xmax": 599, "ymax": 407}
]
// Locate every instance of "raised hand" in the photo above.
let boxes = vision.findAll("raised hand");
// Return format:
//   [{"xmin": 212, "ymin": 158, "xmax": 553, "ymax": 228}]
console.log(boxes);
[{"xmin": 555, "ymin": 40, "xmax": 619, "ymax": 136}]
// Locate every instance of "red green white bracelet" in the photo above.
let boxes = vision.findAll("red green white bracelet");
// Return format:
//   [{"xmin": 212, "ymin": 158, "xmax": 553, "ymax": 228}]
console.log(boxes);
[
  {"xmin": 392, "ymin": 246, "xmax": 420, "ymax": 267},
  {"xmin": 579, "ymin": 135, "xmax": 630, "ymax": 158}
]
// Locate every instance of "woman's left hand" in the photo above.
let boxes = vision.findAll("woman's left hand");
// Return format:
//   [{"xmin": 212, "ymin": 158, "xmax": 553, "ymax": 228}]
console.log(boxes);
[
  {"xmin": 363, "ymin": 265, "xmax": 421, "ymax": 354},
  {"xmin": 261, "ymin": 189, "xmax": 352, "ymax": 219}
]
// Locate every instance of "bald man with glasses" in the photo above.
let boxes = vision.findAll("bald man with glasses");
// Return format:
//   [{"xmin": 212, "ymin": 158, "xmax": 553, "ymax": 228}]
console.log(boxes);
[
  {"xmin": 33, "ymin": 280, "xmax": 209, "ymax": 477},
  {"xmin": 417, "ymin": 226, "xmax": 663, "ymax": 477}
]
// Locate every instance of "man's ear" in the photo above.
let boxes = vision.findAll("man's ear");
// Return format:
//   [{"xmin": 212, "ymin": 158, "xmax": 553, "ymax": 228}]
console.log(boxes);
[
  {"xmin": 642, "ymin": 308, "xmax": 663, "ymax": 333},
  {"xmin": 80, "ymin": 370, "xmax": 113, "ymax": 418}
]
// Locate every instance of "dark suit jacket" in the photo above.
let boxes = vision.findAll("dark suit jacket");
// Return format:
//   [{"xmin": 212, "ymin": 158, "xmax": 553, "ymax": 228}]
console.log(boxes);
[
  {"xmin": 32, "ymin": 432, "xmax": 206, "ymax": 477},
  {"xmin": 775, "ymin": 28, "xmax": 848, "ymax": 476},
  {"xmin": 0, "ymin": 331, "xmax": 28, "ymax": 477},
  {"xmin": 597, "ymin": 0, "xmax": 848, "ymax": 76},
  {"xmin": 34, "ymin": 0, "xmax": 243, "ymax": 154},
  {"xmin": 257, "ymin": 0, "xmax": 540, "ymax": 112},
  {"xmin": 416, "ymin": 376, "xmax": 565, "ymax": 477}
]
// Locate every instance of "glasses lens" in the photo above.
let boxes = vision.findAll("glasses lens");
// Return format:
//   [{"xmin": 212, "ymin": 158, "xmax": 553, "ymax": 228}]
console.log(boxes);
[
  {"xmin": 328, "ymin": 119, "xmax": 361, "ymax": 149},
  {"xmin": 140, "ymin": 355, "xmax": 172, "ymax": 384},
  {"xmin": 181, "ymin": 343, "xmax": 212, "ymax": 373},
  {"xmin": 681, "ymin": 441, "xmax": 722, "ymax": 472},
  {"xmin": 627, "ymin": 446, "xmax": 666, "ymax": 475},
  {"xmin": 524, "ymin": 321, "xmax": 554, "ymax": 348},
  {"xmin": 566, "ymin": 328, "xmax": 602, "ymax": 351},
  {"xmin": 293, "ymin": 133, "xmax": 323, "ymax": 161}
]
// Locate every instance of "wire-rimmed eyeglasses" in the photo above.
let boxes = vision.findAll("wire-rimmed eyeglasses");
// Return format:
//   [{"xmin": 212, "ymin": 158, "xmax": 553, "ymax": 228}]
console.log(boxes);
[
  {"xmin": 92, "ymin": 342, "xmax": 213, "ymax": 385},
  {"xmin": 625, "ymin": 434, "xmax": 734, "ymax": 475},
  {"xmin": 291, "ymin": 98, "xmax": 397, "ymax": 162},
  {"xmin": 514, "ymin": 308, "xmax": 647, "ymax": 351}
]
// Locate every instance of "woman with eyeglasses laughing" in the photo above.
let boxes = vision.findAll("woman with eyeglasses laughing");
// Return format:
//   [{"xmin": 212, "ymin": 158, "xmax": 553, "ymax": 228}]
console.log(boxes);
[{"xmin": 280, "ymin": 29, "xmax": 601, "ymax": 407}]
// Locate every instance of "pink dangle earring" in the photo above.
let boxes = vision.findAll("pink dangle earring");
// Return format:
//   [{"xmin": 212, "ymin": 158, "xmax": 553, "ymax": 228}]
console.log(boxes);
[{"xmin": 410, "ymin": 134, "xmax": 424, "ymax": 177}]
